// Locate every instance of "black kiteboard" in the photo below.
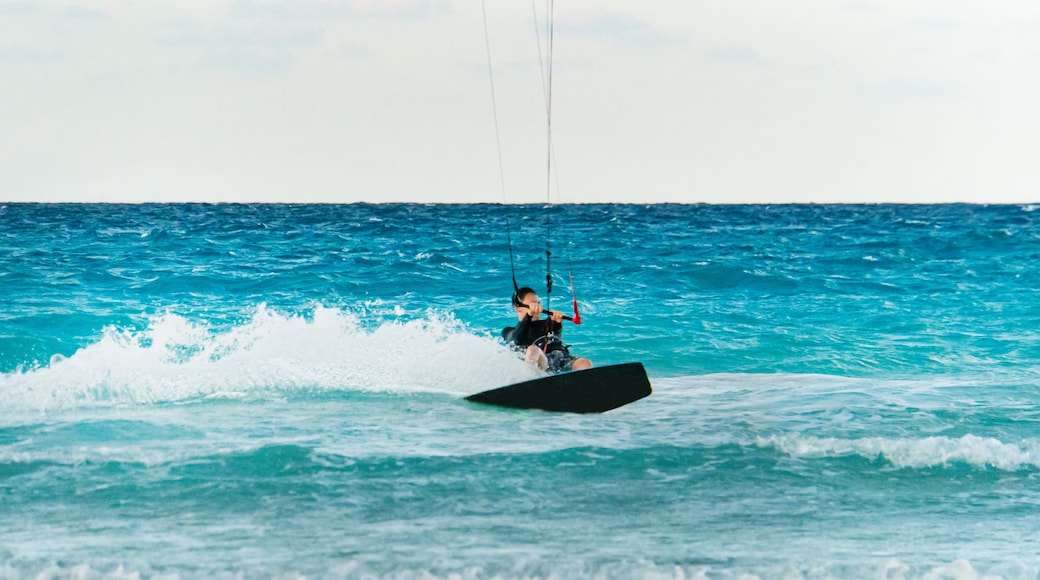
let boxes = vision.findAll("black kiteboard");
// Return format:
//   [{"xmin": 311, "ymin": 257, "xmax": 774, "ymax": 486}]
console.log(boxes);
[{"xmin": 466, "ymin": 362, "xmax": 651, "ymax": 413}]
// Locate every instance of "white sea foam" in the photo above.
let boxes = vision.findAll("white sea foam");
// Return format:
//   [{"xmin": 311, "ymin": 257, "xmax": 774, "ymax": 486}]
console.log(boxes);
[
  {"xmin": 0, "ymin": 305, "xmax": 540, "ymax": 413},
  {"xmin": 762, "ymin": 433, "xmax": 1040, "ymax": 471}
]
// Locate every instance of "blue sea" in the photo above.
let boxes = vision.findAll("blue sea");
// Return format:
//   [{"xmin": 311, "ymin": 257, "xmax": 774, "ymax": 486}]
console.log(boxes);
[{"xmin": 3, "ymin": 203, "xmax": 1040, "ymax": 579}]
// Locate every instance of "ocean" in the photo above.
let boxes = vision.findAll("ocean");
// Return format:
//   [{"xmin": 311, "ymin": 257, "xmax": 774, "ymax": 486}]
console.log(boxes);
[{"xmin": 2, "ymin": 202, "xmax": 1040, "ymax": 579}]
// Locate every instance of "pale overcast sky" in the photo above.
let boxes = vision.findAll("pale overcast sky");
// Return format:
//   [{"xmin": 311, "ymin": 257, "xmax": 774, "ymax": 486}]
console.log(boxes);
[{"xmin": 1, "ymin": 1, "xmax": 1038, "ymax": 204}]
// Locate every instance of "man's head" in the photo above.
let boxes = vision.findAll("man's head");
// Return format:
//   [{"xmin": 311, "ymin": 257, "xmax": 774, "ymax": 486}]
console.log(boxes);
[{"xmin": 513, "ymin": 286, "xmax": 539, "ymax": 310}]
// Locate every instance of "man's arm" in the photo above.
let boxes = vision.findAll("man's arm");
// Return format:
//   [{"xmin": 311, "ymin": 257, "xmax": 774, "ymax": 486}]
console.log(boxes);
[{"xmin": 504, "ymin": 315, "xmax": 534, "ymax": 346}]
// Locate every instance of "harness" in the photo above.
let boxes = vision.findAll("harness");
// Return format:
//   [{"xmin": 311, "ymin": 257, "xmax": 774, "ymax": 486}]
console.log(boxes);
[{"xmin": 533, "ymin": 332, "xmax": 567, "ymax": 355}]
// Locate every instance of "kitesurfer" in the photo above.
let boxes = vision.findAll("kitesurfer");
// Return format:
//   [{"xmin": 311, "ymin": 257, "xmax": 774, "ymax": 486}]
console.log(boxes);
[{"xmin": 503, "ymin": 286, "xmax": 592, "ymax": 373}]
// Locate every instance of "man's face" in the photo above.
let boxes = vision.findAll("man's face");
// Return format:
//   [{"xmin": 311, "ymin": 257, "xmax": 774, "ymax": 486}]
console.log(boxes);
[{"xmin": 517, "ymin": 293, "xmax": 541, "ymax": 312}]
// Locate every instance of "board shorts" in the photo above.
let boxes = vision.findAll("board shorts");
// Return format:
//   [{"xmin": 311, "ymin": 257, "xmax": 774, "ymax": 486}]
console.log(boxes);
[
  {"xmin": 533, "ymin": 335, "xmax": 575, "ymax": 373},
  {"xmin": 545, "ymin": 348, "xmax": 576, "ymax": 373}
]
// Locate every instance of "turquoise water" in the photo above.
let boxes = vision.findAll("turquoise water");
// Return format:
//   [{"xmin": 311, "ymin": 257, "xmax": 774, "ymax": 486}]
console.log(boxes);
[{"xmin": 2, "ymin": 203, "xmax": 1040, "ymax": 578}]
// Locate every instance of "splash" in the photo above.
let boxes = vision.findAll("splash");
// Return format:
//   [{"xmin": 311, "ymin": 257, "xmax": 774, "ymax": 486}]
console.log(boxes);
[{"xmin": 0, "ymin": 305, "xmax": 539, "ymax": 413}]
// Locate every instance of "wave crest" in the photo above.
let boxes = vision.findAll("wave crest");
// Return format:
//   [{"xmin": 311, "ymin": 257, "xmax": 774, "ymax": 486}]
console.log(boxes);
[{"xmin": 762, "ymin": 433, "xmax": 1040, "ymax": 471}]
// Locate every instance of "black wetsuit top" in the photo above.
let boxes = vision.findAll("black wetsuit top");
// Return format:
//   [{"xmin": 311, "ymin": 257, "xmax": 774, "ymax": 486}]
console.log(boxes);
[{"xmin": 503, "ymin": 316, "xmax": 573, "ymax": 372}]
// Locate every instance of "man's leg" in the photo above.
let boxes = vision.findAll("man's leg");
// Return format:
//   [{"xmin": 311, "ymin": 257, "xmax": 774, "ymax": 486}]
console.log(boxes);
[
  {"xmin": 571, "ymin": 357, "xmax": 592, "ymax": 370},
  {"xmin": 524, "ymin": 345, "xmax": 548, "ymax": 369}
]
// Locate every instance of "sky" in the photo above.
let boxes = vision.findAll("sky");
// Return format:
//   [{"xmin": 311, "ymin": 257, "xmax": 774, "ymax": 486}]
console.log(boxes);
[{"xmin": 1, "ymin": 0, "xmax": 1038, "ymax": 204}]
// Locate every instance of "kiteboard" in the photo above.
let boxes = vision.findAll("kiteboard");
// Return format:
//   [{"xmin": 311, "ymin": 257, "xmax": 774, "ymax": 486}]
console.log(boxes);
[{"xmin": 466, "ymin": 362, "xmax": 651, "ymax": 413}]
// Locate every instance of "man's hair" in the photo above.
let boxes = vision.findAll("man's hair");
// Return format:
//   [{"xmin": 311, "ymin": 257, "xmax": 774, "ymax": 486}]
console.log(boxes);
[{"xmin": 513, "ymin": 286, "xmax": 536, "ymax": 307}]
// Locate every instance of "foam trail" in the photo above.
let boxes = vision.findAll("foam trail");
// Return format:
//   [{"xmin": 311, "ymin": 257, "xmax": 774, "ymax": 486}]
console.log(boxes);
[
  {"xmin": 763, "ymin": 433, "xmax": 1040, "ymax": 471},
  {"xmin": 0, "ymin": 305, "xmax": 540, "ymax": 413}
]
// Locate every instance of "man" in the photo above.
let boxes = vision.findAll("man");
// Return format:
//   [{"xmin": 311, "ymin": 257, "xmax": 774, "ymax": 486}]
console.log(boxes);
[{"xmin": 502, "ymin": 286, "xmax": 592, "ymax": 373}]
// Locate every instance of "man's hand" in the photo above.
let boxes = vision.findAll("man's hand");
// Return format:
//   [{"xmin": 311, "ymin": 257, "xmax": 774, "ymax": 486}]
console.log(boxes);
[
  {"xmin": 524, "ymin": 302, "xmax": 543, "ymax": 319},
  {"xmin": 521, "ymin": 302, "xmax": 564, "ymax": 322}
]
